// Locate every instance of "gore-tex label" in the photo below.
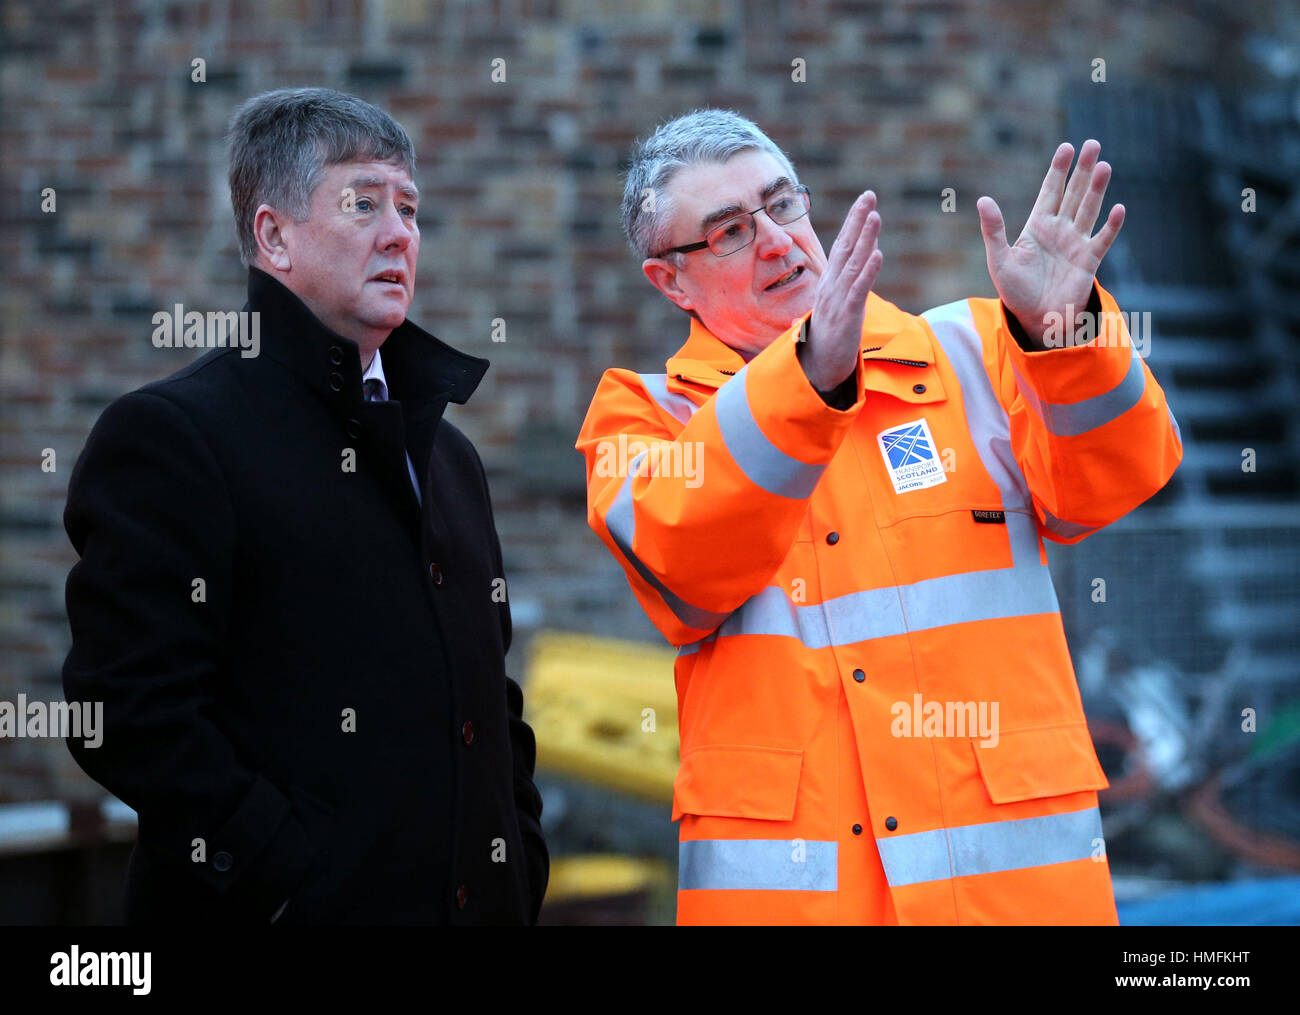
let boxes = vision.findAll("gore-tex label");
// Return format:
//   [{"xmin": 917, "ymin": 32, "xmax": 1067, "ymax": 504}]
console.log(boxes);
[
  {"xmin": 971, "ymin": 510, "xmax": 1006, "ymax": 524},
  {"xmin": 877, "ymin": 418, "xmax": 947, "ymax": 495}
]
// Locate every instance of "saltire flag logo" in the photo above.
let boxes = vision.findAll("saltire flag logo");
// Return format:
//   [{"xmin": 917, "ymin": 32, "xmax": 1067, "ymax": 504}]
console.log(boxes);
[
  {"xmin": 880, "ymin": 422, "xmax": 934, "ymax": 468},
  {"xmin": 877, "ymin": 418, "xmax": 947, "ymax": 494}
]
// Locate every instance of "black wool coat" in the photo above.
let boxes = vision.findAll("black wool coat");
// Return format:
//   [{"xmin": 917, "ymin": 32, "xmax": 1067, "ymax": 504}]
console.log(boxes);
[{"xmin": 62, "ymin": 267, "xmax": 547, "ymax": 925}]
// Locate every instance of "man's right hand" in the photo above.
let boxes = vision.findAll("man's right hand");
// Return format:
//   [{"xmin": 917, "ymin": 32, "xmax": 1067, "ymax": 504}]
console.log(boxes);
[{"xmin": 800, "ymin": 190, "xmax": 883, "ymax": 392}]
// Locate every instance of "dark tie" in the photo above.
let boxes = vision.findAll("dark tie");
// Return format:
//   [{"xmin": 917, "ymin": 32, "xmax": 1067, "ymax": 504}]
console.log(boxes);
[{"xmin": 363, "ymin": 378, "xmax": 384, "ymax": 402}]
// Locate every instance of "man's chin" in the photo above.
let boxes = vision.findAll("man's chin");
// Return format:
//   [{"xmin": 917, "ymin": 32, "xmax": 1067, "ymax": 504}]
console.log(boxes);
[{"xmin": 362, "ymin": 304, "xmax": 410, "ymax": 333}]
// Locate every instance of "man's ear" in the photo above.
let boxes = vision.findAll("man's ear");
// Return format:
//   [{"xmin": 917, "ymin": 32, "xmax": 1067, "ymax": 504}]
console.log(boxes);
[
  {"xmin": 642, "ymin": 257, "xmax": 694, "ymax": 313},
  {"xmin": 253, "ymin": 204, "xmax": 293, "ymax": 272}
]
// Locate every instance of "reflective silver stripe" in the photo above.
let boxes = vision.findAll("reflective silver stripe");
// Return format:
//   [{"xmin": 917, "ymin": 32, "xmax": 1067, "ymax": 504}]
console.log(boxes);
[
  {"xmin": 606, "ymin": 452, "xmax": 730, "ymax": 633},
  {"xmin": 922, "ymin": 300, "xmax": 1039, "ymax": 567},
  {"xmin": 1009, "ymin": 345, "xmax": 1147, "ymax": 437},
  {"xmin": 679, "ymin": 838, "xmax": 838, "ymax": 892},
  {"xmin": 677, "ymin": 563, "xmax": 1058, "ymax": 655},
  {"xmin": 714, "ymin": 365, "xmax": 825, "ymax": 499},
  {"xmin": 1167, "ymin": 402, "xmax": 1182, "ymax": 446},
  {"xmin": 1041, "ymin": 507, "xmax": 1100, "ymax": 540},
  {"xmin": 679, "ymin": 302, "xmax": 1066, "ymax": 658},
  {"xmin": 639, "ymin": 372, "xmax": 699, "ymax": 426},
  {"xmin": 876, "ymin": 806, "xmax": 1103, "ymax": 888}
]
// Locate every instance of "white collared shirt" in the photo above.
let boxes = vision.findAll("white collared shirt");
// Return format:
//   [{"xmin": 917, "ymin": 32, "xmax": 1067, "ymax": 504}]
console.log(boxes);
[{"xmin": 362, "ymin": 347, "xmax": 423, "ymax": 506}]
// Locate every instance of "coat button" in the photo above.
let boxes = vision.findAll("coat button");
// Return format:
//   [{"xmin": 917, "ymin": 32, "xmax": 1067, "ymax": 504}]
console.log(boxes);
[
  {"xmin": 852, "ymin": 824, "xmax": 862, "ymax": 835},
  {"xmin": 329, "ymin": 346, "xmax": 343, "ymax": 365},
  {"xmin": 346, "ymin": 419, "xmax": 361, "ymax": 439},
  {"xmin": 429, "ymin": 562, "xmax": 443, "ymax": 585},
  {"xmin": 852, "ymin": 668, "xmax": 866, "ymax": 683},
  {"xmin": 826, "ymin": 531, "xmax": 839, "ymax": 545},
  {"xmin": 212, "ymin": 851, "xmax": 233, "ymax": 872},
  {"xmin": 456, "ymin": 885, "xmax": 467, "ymax": 910},
  {"xmin": 328, "ymin": 371, "xmax": 344, "ymax": 392},
  {"xmin": 913, "ymin": 383, "xmax": 926, "ymax": 394},
  {"xmin": 462, "ymin": 721, "xmax": 474, "ymax": 746},
  {"xmin": 885, "ymin": 816, "xmax": 898, "ymax": 831}
]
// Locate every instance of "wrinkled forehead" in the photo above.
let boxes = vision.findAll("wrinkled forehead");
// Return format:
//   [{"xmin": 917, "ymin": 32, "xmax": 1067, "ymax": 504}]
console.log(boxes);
[
  {"xmin": 663, "ymin": 150, "xmax": 791, "ymax": 232},
  {"xmin": 317, "ymin": 158, "xmax": 419, "ymax": 201}
]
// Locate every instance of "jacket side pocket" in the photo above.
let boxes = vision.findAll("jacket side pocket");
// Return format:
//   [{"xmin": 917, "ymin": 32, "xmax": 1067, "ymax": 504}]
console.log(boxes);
[
  {"xmin": 671, "ymin": 744, "xmax": 803, "ymax": 822},
  {"xmin": 972, "ymin": 722, "xmax": 1110, "ymax": 804}
]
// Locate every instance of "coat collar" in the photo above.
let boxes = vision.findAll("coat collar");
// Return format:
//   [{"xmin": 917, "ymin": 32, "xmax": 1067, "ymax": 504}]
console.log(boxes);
[
  {"xmin": 244, "ymin": 266, "xmax": 489, "ymax": 414},
  {"xmin": 663, "ymin": 291, "xmax": 938, "ymax": 393}
]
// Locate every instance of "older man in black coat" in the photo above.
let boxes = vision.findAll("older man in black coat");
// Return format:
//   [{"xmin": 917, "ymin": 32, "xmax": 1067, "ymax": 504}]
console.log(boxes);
[{"xmin": 61, "ymin": 88, "xmax": 547, "ymax": 925}]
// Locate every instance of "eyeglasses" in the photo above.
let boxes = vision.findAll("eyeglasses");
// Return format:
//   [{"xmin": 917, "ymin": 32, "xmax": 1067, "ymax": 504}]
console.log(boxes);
[{"xmin": 656, "ymin": 185, "xmax": 812, "ymax": 258}]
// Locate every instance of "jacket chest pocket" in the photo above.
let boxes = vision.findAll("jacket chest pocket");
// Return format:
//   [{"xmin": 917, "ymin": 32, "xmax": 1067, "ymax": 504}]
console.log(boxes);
[{"xmin": 852, "ymin": 409, "xmax": 1003, "ymax": 530}]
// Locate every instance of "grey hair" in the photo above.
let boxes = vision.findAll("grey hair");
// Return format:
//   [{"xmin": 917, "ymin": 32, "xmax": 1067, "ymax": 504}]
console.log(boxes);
[
  {"xmin": 227, "ymin": 87, "xmax": 416, "ymax": 266},
  {"xmin": 620, "ymin": 109, "xmax": 799, "ymax": 263}
]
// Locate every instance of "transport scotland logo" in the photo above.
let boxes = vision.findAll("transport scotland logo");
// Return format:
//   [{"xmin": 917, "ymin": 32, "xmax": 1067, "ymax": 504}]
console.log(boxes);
[{"xmin": 877, "ymin": 418, "xmax": 947, "ymax": 494}]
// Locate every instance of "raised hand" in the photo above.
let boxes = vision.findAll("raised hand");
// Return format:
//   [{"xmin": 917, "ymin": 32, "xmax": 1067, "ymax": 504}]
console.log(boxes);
[
  {"xmin": 802, "ymin": 191, "xmax": 883, "ymax": 390},
  {"xmin": 976, "ymin": 140, "xmax": 1125, "ymax": 349}
]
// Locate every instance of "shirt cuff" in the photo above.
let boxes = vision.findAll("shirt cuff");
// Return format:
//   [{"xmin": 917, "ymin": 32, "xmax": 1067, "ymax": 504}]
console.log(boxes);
[{"xmin": 797, "ymin": 316, "xmax": 861, "ymax": 410}]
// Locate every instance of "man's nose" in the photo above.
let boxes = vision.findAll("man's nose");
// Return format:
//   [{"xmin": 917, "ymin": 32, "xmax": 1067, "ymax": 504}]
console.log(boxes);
[
  {"xmin": 752, "ymin": 212, "xmax": 793, "ymax": 258},
  {"xmin": 377, "ymin": 200, "xmax": 414, "ymax": 251}
]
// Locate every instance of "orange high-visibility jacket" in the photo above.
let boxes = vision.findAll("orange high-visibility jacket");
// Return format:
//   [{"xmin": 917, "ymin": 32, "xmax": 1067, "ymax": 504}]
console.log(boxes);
[{"xmin": 575, "ymin": 282, "xmax": 1182, "ymax": 925}]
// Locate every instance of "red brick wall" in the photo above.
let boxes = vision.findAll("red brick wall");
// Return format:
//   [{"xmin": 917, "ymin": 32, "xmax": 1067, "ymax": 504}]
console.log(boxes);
[{"xmin": 0, "ymin": 0, "xmax": 1275, "ymax": 800}]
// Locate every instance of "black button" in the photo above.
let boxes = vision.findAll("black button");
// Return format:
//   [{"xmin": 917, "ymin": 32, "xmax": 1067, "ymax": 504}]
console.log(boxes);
[
  {"xmin": 429, "ymin": 562, "xmax": 443, "ymax": 585},
  {"xmin": 329, "ymin": 346, "xmax": 343, "ymax": 365},
  {"xmin": 885, "ymin": 816, "xmax": 898, "ymax": 831},
  {"xmin": 346, "ymin": 419, "xmax": 361, "ymax": 439},
  {"xmin": 852, "ymin": 668, "xmax": 866, "ymax": 683},
  {"xmin": 456, "ymin": 885, "xmax": 467, "ymax": 910},
  {"xmin": 462, "ymin": 721, "xmax": 474, "ymax": 746},
  {"xmin": 913, "ymin": 383, "xmax": 926, "ymax": 394},
  {"xmin": 212, "ymin": 851, "xmax": 233, "ymax": 872},
  {"xmin": 826, "ymin": 532, "xmax": 839, "ymax": 545},
  {"xmin": 328, "ymin": 371, "xmax": 344, "ymax": 392},
  {"xmin": 852, "ymin": 824, "xmax": 862, "ymax": 835}
]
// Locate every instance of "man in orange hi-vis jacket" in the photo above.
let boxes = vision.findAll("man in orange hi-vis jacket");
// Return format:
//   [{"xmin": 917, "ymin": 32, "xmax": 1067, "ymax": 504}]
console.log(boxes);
[{"xmin": 575, "ymin": 109, "xmax": 1182, "ymax": 925}]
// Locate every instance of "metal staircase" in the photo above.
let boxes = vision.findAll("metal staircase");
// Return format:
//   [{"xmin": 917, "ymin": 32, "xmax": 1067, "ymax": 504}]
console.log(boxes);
[{"xmin": 1058, "ymin": 81, "xmax": 1300, "ymax": 764}]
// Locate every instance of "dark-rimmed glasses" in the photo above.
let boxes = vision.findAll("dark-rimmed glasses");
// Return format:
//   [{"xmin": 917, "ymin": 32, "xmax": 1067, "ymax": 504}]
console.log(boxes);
[{"xmin": 655, "ymin": 185, "xmax": 812, "ymax": 258}]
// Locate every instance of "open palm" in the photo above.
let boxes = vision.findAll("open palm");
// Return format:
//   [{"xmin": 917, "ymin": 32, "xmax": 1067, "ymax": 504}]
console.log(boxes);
[{"xmin": 977, "ymin": 140, "xmax": 1125, "ymax": 347}]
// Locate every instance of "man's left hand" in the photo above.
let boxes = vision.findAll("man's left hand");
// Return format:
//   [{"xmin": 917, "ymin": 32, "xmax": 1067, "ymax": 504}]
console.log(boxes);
[{"xmin": 976, "ymin": 140, "xmax": 1125, "ymax": 349}]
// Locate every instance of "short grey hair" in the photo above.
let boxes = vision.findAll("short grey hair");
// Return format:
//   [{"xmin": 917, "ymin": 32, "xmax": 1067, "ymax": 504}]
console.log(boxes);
[
  {"xmin": 227, "ymin": 87, "xmax": 416, "ymax": 266},
  {"xmin": 620, "ymin": 109, "xmax": 799, "ymax": 263}
]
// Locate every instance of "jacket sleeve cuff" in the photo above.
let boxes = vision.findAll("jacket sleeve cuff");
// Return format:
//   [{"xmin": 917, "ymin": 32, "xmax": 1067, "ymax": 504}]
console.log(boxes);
[
  {"xmin": 742, "ymin": 315, "xmax": 865, "ymax": 464},
  {"xmin": 795, "ymin": 319, "xmax": 860, "ymax": 409},
  {"xmin": 1002, "ymin": 282, "xmax": 1103, "ymax": 353},
  {"xmin": 192, "ymin": 774, "xmax": 318, "ymax": 917},
  {"xmin": 1003, "ymin": 281, "xmax": 1139, "ymax": 406}
]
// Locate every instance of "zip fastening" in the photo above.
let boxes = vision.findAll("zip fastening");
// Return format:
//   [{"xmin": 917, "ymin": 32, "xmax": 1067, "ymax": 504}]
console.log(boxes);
[
  {"xmin": 861, "ymin": 346, "xmax": 929, "ymax": 368},
  {"xmin": 674, "ymin": 369, "xmax": 735, "ymax": 385}
]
